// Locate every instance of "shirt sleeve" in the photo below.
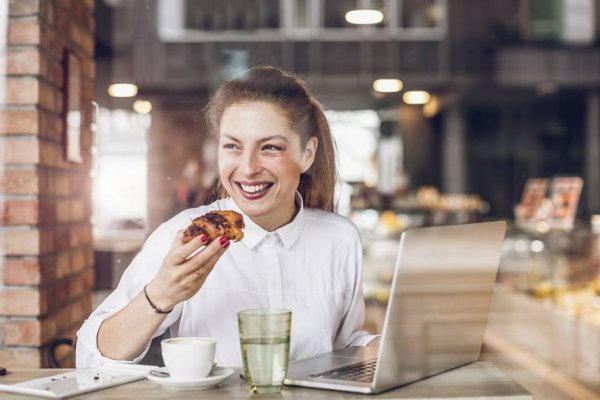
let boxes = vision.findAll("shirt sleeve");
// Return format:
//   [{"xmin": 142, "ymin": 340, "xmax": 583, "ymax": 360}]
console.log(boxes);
[
  {"xmin": 76, "ymin": 221, "xmax": 184, "ymax": 368},
  {"xmin": 332, "ymin": 227, "xmax": 379, "ymax": 349}
]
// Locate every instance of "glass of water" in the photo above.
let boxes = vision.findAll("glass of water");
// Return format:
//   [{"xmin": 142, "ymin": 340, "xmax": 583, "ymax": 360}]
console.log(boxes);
[{"xmin": 238, "ymin": 308, "xmax": 292, "ymax": 394}]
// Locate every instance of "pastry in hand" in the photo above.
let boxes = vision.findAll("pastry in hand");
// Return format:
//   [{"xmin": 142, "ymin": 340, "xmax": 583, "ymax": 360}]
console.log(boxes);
[{"xmin": 182, "ymin": 210, "xmax": 245, "ymax": 243}]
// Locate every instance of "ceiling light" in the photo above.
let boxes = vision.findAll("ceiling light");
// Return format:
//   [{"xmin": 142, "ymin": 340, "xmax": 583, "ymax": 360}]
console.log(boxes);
[
  {"xmin": 133, "ymin": 99, "xmax": 152, "ymax": 114},
  {"xmin": 403, "ymin": 91, "xmax": 431, "ymax": 105},
  {"xmin": 108, "ymin": 83, "xmax": 138, "ymax": 98},
  {"xmin": 373, "ymin": 79, "xmax": 403, "ymax": 93},
  {"xmin": 423, "ymin": 96, "xmax": 439, "ymax": 117},
  {"xmin": 345, "ymin": 9, "xmax": 384, "ymax": 25}
]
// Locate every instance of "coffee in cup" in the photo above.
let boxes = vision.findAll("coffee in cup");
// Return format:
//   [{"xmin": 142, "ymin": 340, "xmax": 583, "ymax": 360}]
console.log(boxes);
[{"xmin": 161, "ymin": 337, "xmax": 216, "ymax": 380}]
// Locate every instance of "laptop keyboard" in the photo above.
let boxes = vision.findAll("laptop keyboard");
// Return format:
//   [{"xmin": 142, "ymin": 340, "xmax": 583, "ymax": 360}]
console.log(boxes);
[{"xmin": 310, "ymin": 360, "xmax": 377, "ymax": 383}]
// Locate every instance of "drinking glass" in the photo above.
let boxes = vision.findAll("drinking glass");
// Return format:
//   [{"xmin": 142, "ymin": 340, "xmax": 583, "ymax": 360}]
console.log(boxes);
[{"xmin": 238, "ymin": 308, "xmax": 292, "ymax": 394}]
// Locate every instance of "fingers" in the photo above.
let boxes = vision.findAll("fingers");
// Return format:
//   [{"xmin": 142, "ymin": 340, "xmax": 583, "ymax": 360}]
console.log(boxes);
[
  {"xmin": 166, "ymin": 230, "xmax": 209, "ymax": 266},
  {"xmin": 179, "ymin": 236, "xmax": 230, "ymax": 276}
]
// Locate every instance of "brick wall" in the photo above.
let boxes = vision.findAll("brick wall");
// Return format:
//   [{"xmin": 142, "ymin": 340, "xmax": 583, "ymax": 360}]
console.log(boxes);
[{"xmin": 0, "ymin": 0, "xmax": 95, "ymax": 367}]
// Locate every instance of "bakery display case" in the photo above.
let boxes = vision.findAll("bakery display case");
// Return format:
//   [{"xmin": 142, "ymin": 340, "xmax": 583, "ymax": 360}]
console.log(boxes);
[
  {"xmin": 498, "ymin": 224, "xmax": 600, "ymax": 317},
  {"xmin": 488, "ymin": 223, "xmax": 600, "ymax": 389}
]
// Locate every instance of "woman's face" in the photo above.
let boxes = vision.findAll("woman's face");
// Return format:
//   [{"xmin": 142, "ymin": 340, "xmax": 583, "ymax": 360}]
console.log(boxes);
[{"xmin": 218, "ymin": 101, "xmax": 317, "ymax": 231}]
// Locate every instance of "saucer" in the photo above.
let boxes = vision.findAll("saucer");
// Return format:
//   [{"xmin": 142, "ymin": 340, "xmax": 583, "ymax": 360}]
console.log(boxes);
[{"xmin": 146, "ymin": 366, "xmax": 234, "ymax": 391}]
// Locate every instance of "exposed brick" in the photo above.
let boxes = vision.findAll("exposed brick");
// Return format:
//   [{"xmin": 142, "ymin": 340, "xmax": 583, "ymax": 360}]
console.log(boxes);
[
  {"xmin": 39, "ymin": 110, "xmax": 63, "ymax": 141},
  {"xmin": 38, "ymin": 199, "xmax": 55, "ymax": 223},
  {"xmin": 43, "ymin": 0, "xmax": 55, "ymax": 26},
  {"xmin": 70, "ymin": 199, "xmax": 85, "ymax": 221},
  {"xmin": 70, "ymin": 173, "xmax": 91, "ymax": 196},
  {"xmin": 0, "ymin": 228, "xmax": 40, "ymax": 255},
  {"xmin": 3, "ymin": 258, "xmax": 42, "ymax": 285},
  {"xmin": 70, "ymin": 246, "xmax": 85, "ymax": 272},
  {"xmin": 68, "ymin": 273, "xmax": 86, "ymax": 299},
  {"xmin": 1, "ymin": 199, "xmax": 40, "ymax": 225},
  {"xmin": 56, "ymin": 251, "xmax": 71, "ymax": 278},
  {"xmin": 55, "ymin": 199, "xmax": 71, "ymax": 222},
  {"xmin": 0, "ymin": 138, "xmax": 40, "ymax": 164},
  {"xmin": 39, "ymin": 80, "xmax": 63, "ymax": 114},
  {"xmin": 2, "ymin": 0, "xmax": 96, "ymax": 367},
  {"xmin": 6, "ymin": 78, "xmax": 39, "ymax": 104},
  {"xmin": 43, "ymin": 56, "xmax": 64, "ymax": 89},
  {"xmin": 40, "ymin": 140, "xmax": 63, "ymax": 168},
  {"xmin": 82, "ymin": 0, "xmax": 94, "ymax": 11},
  {"xmin": 84, "ymin": 267, "xmax": 95, "ymax": 291},
  {"xmin": 57, "ymin": 0, "xmax": 70, "ymax": 10},
  {"xmin": 84, "ymin": 245, "xmax": 93, "ymax": 267},
  {"xmin": 76, "ymin": 224, "xmax": 93, "ymax": 245},
  {"xmin": 48, "ymin": 279, "xmax": 69, "ymax": 310},
  {"xmin": 46, "ymin": 226, "xmax": 71, "ymax": 253},
  {"xmin": 71, "ymin": 0, "xmax": 84, "ymax": 28},
  {"xmin": 55, "ymin": 8, "xmax": 70, "ymax": 36},
  {"xmin": 0, "ymin": 109, "xmax": 39, "ymax": 135},
  {"xmin": 2, "ymin": 319, "xmax": 41, "ymax": 346},
  {"xmin": 7, "ymin": 48, "xmax": 41, "ymax": 75},
  {"xmin": 8, "ymin": 20, "xmax": 41, "ymax": 45},
  {"xmin": 69, "ymin": 296, "xmax": 89, "ymax": 325},
  {"xmin": 83, "ymin": 58, "xmax": 95, "ymax": 80},
  {"xmin": 0, "ymin": 289, "xmax": 41, "ymax": 316},
  {"xmin": 44, "ymin": 306, "xmax": 71, "ymax": 343},
  {"xmin": 9, "ymin": 0, "xmax": 40, "ymax": 16},
  {"xmin": 40, "ymin": 25, "xmax": 65, "ymax": 61},
  {"xmin": 0, "ymin": 168, "xmax": 39, "ymax": 194},
  {"xmin": 53, "ymin": 172, "xmax": 70, "ymax": 195},
  {"xmin": 82, "ymin": 13, "xmax": 95, "ymax": 37},
  {"xmin": 0, "ymin": 349, "xmax": 41, "ymax": 368},
  {"xmin": 71, "ymin": 24, "xmax": 94, "ymax": 56}
]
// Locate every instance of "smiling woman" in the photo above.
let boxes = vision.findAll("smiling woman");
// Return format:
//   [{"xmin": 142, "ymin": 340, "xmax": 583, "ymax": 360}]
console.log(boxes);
[
  {"xmin": 217, "ymin": 102, "xmax": 317, "ymax": 231},
  {"xmin": 76, "ymin": 66, "xmax": 377, "ymax": 369},
  {"xmin": 206, "ymin": 66, "xmax": 336, "ymax": 216}
]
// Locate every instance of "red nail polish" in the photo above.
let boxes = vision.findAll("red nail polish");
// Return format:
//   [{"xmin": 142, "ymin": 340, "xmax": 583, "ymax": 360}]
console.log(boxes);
[
  {"xmin": 219, "ymin": 236, "xmax": 229, "ymax": 247},
  {"xmin": 223, "ymin": 240, "xmax": 230, "ymax": 248},
  {"xmin": 199, "ymin": 234, "xmax": 208, "ymax": 243}
]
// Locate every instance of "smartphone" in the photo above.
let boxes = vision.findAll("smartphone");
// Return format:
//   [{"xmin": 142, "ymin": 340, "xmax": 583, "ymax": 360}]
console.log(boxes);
[{"xmin": 0, "ymin": 367, "xmax": 6, "ymax": 376}]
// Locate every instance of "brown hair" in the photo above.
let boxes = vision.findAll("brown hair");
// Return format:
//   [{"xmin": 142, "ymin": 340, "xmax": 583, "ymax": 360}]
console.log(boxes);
[{"xmin": 205, "ymin": 66, "xmax": 337, "ymax": 212}]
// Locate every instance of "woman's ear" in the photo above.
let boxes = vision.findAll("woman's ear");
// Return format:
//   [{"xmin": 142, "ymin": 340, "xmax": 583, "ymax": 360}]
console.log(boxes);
[{"xmin": 301, "ymin": 137, "xmax": 318, "ymax": 173}]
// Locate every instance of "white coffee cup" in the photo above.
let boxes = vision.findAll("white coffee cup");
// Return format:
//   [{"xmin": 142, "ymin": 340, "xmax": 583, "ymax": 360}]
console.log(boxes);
[{"xmin": 161, "ymin": 337, "xmax": 216, "ymax": 380}]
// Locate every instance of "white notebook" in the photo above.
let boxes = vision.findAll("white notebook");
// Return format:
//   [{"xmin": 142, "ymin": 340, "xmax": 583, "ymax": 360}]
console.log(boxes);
[{"xmin": 0, "ymin": 363, "xmax": 157, "ymax": 399}]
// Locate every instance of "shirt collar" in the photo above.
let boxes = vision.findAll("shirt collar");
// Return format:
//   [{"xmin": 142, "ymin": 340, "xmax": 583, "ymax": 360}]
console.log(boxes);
[{"xmin": 224, "ymin": 193, "xmax": 305, "ymax": 250}]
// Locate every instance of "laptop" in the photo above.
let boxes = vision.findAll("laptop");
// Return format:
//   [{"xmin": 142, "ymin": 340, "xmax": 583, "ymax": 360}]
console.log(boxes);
[{"xmin": 284, "ymin": 221, "xmax": 507, "ymax": 394}]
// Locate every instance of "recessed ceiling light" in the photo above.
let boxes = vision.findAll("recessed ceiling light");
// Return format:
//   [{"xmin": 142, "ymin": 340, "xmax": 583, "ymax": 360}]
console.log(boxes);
[
  {"xmin": 133, "ymin": 99, "xmax": 152, "ymax": 114},
  {"xmin": 423, "ymin": 96, "xmax": 439, "ymax": 117},
  {"xmin": 108, "ymin": 83, "xmax": 138, "ymax": 98},
  {"xmin": 373, "ymin": 79, "xmax": 403, "ymax": 93},
  {"xmin": 403, "ymin": 91, "xmax": 431, "ymax": 105},
  {"xmin": 345, "ymin": 9, "xmax": 384, "ymax": 25}
]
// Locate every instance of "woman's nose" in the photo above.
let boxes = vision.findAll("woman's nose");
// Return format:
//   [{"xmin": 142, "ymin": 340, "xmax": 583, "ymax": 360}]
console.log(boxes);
[{"xmin": 238, "ymin": 151, "xmax": 262, "ymax": 175}]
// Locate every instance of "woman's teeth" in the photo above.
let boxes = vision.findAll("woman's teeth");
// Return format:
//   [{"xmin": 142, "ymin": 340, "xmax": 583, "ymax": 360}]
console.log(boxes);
[{"xmin": 240, "ymin": 183, "xmax": 270, "ymax": 194}]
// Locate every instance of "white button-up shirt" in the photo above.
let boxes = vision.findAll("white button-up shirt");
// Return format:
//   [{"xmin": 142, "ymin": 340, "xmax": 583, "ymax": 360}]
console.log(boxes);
[{"xmin": 76, "ymin": 195, "xmax": 376, "ymax": 368}]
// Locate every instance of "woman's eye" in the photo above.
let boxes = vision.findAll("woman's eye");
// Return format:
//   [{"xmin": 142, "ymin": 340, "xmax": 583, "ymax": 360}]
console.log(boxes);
[
  {"xmin": 262, "ymin": 144, "xmax": 283, "ymax": 151},
  {"xmin": 222, "ymin": 143, "xmax": 238, "ymax": 150}
]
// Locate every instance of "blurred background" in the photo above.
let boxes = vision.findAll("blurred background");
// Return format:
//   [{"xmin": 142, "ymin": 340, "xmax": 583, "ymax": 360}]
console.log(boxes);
[{"xmin": 2, "ymin": 1, "xmax": 600, "ymax": 398}]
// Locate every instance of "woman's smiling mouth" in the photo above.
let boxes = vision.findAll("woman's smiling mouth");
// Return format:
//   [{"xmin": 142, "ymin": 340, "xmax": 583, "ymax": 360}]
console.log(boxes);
[{"xmin": 236, "ymin": 182, "xmax": 273, "ymax": 199}]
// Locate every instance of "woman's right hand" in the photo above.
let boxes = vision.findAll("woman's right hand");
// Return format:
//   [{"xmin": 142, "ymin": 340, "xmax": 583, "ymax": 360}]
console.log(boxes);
[{"xmin": 145, "ymin": 231, "xmax": 230, "ymax": 311}]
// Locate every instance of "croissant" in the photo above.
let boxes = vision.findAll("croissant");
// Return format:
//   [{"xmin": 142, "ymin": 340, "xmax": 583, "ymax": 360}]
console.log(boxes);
[{"xmin": 182, "ymin": 210, "xmax": 245, "ymax": 243}]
